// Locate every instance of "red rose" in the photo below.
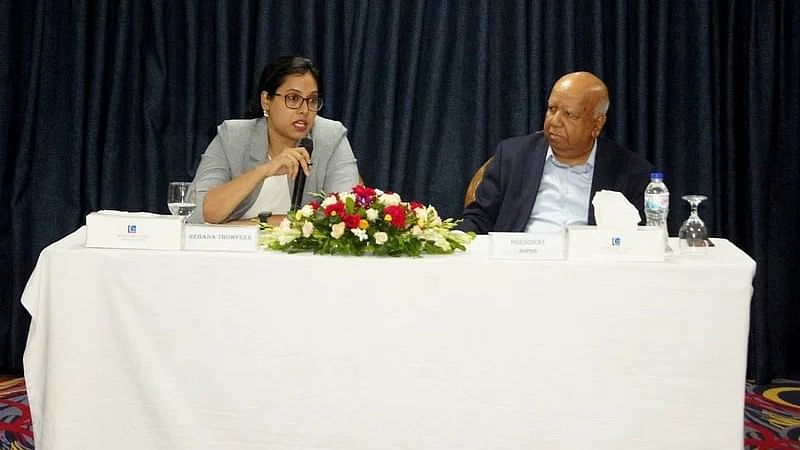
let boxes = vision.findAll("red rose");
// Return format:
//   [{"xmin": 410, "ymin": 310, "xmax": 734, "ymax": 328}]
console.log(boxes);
[
  {"xmin": 324, "ymin": 202, "xmax": 345, "ymax": 217},
  {"xmin": 342, "ymin": 213, "xmax": 362, "ymax": 229},
  {"xmin": 310, "ymin": 200, "xmax": 321, "ymax": 210},
  {"xmin": 383, "ymin": 205, "xmax": 406, "ymax": 229},
  {"xmin": 353, "ymin": 185, "xmax": 376, "ymax": 197},
  {"xmin": 410, "ymin": 201, "xmax": 425, "ymax": 211}
]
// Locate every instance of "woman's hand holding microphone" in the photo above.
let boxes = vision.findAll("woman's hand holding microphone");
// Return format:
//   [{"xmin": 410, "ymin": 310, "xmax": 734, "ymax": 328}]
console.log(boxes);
[{"xmin": 264, "ymin": 146, "xmax": 312, "ymax": 180}]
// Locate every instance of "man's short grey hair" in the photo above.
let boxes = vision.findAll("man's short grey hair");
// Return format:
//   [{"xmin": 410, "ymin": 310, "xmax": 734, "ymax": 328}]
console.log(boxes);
[{"xmin": 594, "ymin": 98, "xmax": 609, "ymax": 117}]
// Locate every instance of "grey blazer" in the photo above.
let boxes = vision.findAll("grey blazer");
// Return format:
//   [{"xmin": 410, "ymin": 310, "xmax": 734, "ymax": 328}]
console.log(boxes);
[{"xmin": 189, "ymin": 116, "xmax": 359, "ymax": 223}]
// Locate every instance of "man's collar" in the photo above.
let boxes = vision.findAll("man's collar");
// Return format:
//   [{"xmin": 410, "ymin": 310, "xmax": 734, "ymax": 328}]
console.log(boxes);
[{"xmin": 546, "ymin": 140, "xmax": 598, "ymax": 170}]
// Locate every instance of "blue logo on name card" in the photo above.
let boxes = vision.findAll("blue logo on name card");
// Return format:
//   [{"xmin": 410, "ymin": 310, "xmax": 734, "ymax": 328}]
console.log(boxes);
[
  {"xmin": 611, "ymin": 236, "xmax": 622, "ymax": 246},
  {"xmin": 128, "ymin": 224, "xmax": 137, "ymax": 234}
]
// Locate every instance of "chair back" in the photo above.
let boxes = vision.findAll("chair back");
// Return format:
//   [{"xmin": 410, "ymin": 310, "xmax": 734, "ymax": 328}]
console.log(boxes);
[{"xmin": 464, "ymin": 156, "xmax": 494, "ymax": 207}]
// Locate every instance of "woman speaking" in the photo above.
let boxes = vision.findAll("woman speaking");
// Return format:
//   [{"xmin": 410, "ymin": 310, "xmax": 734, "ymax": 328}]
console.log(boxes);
[{"xmin": 189, "ymin": 56, "xmax": 360, "ymax": 225}]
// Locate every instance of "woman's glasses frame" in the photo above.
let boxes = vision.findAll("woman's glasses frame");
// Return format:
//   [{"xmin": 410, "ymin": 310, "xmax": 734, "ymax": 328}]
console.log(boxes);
[{"xmin": 273, "ymin": 92, "xmax": 324, "ymax": 111}]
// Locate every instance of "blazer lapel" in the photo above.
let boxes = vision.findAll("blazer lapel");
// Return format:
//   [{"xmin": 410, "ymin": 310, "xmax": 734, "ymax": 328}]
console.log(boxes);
[
  {"xmin": 230, "ymin": 118, "xmax": 270, "ymax": 218},
  {"xmin": 521, "ymin": 155, "xmax": 545, "ymax": 213},
  {"xmin": 516, "ymin": 133, "xmax": 547, "ymax": 230},
  {"xmin": 247, "ymin": 117, "xmax": 269, "ymax": 168}
]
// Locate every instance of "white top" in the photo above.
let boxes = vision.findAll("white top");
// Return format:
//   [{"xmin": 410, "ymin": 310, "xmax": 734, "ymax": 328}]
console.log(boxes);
[{"xmin": 240, "ymin": 174, "xmax": 291, "ymax": 218}]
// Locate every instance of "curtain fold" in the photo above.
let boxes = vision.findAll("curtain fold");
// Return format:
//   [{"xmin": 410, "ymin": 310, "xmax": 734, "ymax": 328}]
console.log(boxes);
[{"xmin": 1, "ymin": 0, "xmax": 798, "ymax": 382}]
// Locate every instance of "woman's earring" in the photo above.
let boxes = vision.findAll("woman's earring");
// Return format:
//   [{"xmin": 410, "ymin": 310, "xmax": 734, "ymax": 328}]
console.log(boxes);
[{"xmin": 263, "ymin": 109, "xmax": 269, "ymax": 118}]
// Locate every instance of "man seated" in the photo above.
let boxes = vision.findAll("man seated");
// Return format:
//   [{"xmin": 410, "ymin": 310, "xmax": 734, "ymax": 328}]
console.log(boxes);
[{"xmin": 459, "ymin": 71, "xmax": 654, "ymax": 234}]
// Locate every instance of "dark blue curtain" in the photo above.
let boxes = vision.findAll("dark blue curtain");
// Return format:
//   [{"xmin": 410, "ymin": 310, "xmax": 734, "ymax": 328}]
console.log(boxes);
[{"xmin": 1, "ymin": 1, "xmax": 798, "ymax": 382}]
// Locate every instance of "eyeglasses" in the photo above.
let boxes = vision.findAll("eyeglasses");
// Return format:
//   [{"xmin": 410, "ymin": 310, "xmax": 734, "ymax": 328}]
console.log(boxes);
[{"xmin": 273, "ymin": 93, "xmax": 324, "ymax": 111}]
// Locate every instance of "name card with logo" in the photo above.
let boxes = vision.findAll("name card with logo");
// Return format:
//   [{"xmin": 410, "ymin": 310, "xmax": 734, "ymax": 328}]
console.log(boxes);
[
  {"xmin": 184, "ymin": 224, "xmax": 259, "ymax": 252},
  {"xmin": 86, "ymin": 211, "xmax": 184, "ymax": 250},
  {"xmin": 567, "ymin": 225, "xmax": 665, "ymax": 262},
  {"xmin": 488, "ymin": 232, "xmax": 566, "ymax": 260}
]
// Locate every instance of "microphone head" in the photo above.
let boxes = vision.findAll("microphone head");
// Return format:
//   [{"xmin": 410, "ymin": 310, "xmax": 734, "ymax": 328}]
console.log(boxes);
[{"xmin": 300, "ymin": 137, "xmax": 314, "ymax": 155}]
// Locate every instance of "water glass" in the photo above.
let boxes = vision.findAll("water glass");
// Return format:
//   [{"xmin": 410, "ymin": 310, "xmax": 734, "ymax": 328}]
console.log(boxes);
[
  {"xmin": 167, "ymin": 182, "xmax": 196, "ymax": 219},
  {"xmin": 678, "ymin": 195, "xmax": 709, "ymax": 255}
]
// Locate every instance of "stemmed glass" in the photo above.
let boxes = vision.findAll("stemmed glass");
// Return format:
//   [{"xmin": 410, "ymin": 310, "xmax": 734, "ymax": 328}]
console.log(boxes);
[
  {"xmin": 678, "ymin": 195, "xmax": 708, "ymax": 255},
  {"xmin": 167, "ymin": 182, "xmax": 196, "ymax": 220}
]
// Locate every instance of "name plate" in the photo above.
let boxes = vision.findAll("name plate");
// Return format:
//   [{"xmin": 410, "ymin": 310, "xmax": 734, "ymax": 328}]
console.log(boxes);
[
  {"xmin": 567, "ymin": 225, "xmax": 664, "ymax": 261},
  {"xmin": 184, "ymin": 224, "xmax": 258, "ymax": 252},
  {"xmin": 86, "ymin": 211, "xmax": 184, "ymax": 250},
  {"xmin": 488, "ymin": 232, "xmax": 565, "ymax": 260}
]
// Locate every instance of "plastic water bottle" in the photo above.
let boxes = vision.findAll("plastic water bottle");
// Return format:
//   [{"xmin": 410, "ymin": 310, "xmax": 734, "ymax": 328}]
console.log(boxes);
[{"xmin": 644, "ymin": 172, "xmax": 669, "ymax": 244}]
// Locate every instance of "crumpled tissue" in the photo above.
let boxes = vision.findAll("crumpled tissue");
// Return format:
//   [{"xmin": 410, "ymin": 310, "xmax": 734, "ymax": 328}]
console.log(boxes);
[{"xmin": 591, "ymin": 190, "xmax": 641, "ymax": 229}]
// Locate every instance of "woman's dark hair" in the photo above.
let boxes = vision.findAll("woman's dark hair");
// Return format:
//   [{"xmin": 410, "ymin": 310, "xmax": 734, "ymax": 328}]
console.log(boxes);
[{"xmin": 244, "ymin": 56, "xmax": 322, "ymax": 118}]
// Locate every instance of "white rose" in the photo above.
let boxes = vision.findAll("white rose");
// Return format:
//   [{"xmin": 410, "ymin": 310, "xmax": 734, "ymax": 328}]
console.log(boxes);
[
  {"xmin": 279, "ymin": 218, "xmax": 292, "ymax": 231},
  {"xmin": 330, "ymin": 222, "xmax": 346, "ymax": 239},
  {"xmin": 366, "ymin": 208, "xmax": 379, "ymax": 221},
  {"xmin": 321, "ymin": 195, "xmax": 338, "ymax": 208},
  {"xmin": 300, "ymin": 204, "xmax": 315, "ymax": 218},
  {"xmin": 302, "ymin": 221, "xmax": 314, "ymax": 238},
  {"xmin": 380, "ymin": 192, "xmax": 401, "ymax": 206},
  {"xmin": 411, "ymin": 225, "xmax": 423, "ymax": 236},
  {"xmin": 374, "ymin": 231, "xmax": 388, "ymax": 245}
]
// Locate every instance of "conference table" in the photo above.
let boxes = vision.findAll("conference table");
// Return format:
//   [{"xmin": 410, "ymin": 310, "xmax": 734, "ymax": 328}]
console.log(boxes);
[{"xmin": 22, "ymin": 226, "xmax": 755, "ymax": 449}]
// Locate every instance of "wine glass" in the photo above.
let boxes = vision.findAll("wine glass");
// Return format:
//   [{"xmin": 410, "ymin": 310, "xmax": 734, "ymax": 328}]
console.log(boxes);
[
  {"xmin": 167, "ymin": 182, "xmax": 196, "ymax": 220},
  {"xmin": 678, "ymin": 195, "xmax": 708, "ymax": 255}
]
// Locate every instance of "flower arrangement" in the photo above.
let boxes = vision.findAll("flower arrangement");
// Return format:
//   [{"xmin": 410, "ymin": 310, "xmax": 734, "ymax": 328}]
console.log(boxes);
[{"xmin": 259, "ymin": 185, "xmax": 474, "ymax": 256}]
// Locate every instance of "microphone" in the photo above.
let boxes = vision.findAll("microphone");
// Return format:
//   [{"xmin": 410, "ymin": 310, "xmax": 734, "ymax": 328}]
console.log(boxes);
[{"xmin": 291, "ymin": 137, "xmax": 314, "ymax": 210}]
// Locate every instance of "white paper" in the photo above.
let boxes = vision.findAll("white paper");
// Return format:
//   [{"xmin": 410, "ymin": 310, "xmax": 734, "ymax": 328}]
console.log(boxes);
[{"xmin": 591, "ymin": 190, "xmax": 641, "ymax": 229}]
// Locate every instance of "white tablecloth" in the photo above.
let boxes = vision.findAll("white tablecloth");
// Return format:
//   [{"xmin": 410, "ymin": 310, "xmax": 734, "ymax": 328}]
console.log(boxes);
[{"xmin": 22, "ymin": 227, "xmax": 756, "ymax": 449}]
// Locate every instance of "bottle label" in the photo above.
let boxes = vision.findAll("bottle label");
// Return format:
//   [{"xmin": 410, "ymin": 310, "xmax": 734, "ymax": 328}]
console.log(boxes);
[{"xmin": 645, "ymin": 193, "xmax": 669, "ymax": 210}]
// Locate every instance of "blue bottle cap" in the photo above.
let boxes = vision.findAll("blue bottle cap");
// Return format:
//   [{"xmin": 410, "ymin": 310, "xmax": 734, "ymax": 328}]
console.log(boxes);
[{"xmin": 650, "ymin": 171, "xmax": 664, "ymax": 180}]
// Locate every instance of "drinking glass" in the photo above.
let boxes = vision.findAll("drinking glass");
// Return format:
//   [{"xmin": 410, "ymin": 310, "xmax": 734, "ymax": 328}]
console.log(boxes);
[
  {"xmin": 678, "ymin": 195, "xmax": 708, "ymax": 255},
  {"xmin": 167, "ymin": 182, "xmax": 196, "ymax": 220}
]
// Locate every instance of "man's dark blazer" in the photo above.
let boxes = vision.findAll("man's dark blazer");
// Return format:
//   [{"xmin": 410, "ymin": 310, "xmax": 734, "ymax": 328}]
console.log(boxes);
[{"xmin": 459, "ymin": 131, "xmax": 655, "ymax": 234}]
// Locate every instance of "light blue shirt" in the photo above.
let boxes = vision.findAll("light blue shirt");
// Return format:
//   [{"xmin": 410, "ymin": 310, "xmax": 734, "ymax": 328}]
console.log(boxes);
[{"xmin": 525, "ymin": 141, "xmax": 597, "ymax": 233}]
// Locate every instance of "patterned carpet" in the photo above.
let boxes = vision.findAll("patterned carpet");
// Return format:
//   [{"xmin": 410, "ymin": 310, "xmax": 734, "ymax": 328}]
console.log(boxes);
[
  {"xmin": 0, "ymin": 378, "xmax": 32, "ymax": 450},
  {"xmin": 745, "ymin": 379, "xmax": 800, "ymax": 449},
  {"xmin": 1, "ymin": 377, "xmax": 799, "ymax": 449}
]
